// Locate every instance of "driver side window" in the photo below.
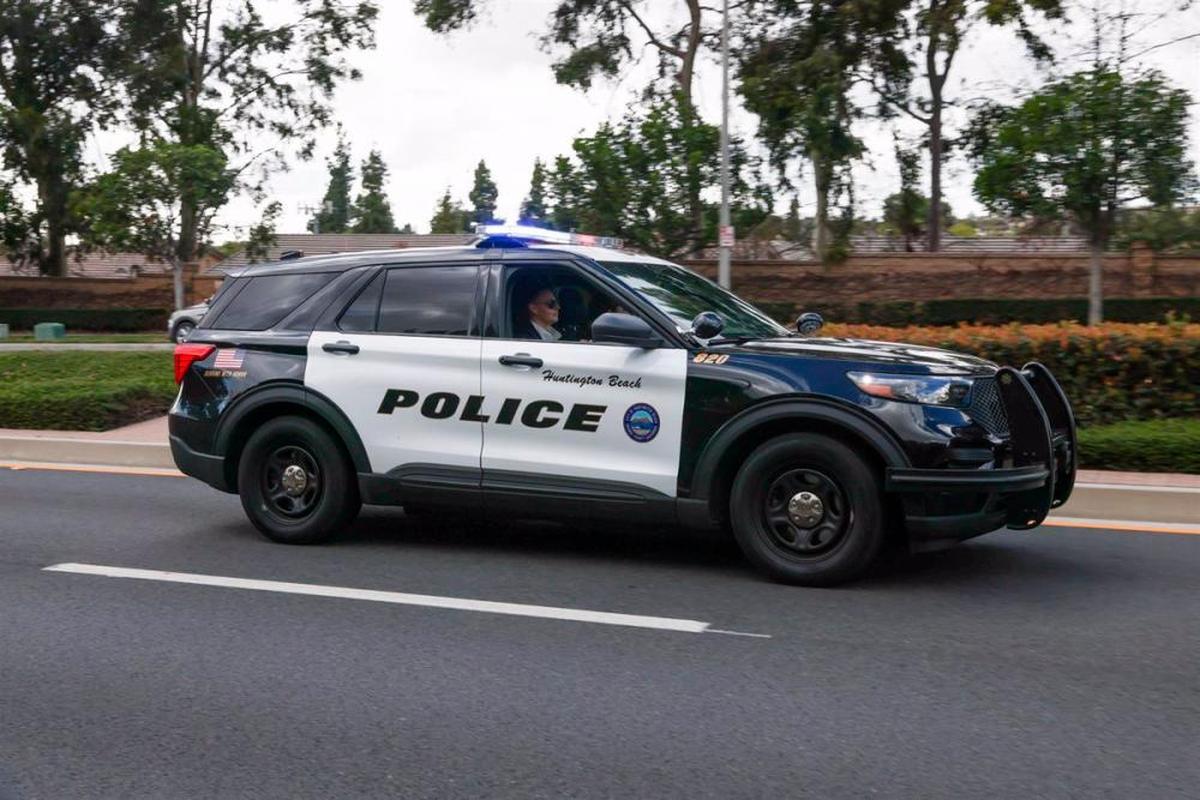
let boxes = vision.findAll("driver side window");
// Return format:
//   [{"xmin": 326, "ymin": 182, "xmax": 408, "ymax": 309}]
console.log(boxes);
[{"xmin": 501, "ymin": 265, "xmax": 627, "ymax": 343}]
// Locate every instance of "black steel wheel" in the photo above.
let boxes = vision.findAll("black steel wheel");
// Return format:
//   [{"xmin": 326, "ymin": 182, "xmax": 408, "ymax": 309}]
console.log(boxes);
[
  {"xmin": 238, "ymin": 415, "xmax": 361, "ymax": 544},
  {"xmin": 730, "ymin": 433, "xmax": 886, "ymax": 586}
]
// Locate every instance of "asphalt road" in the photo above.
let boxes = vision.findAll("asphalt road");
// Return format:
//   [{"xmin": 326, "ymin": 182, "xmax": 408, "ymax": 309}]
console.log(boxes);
[{"xmin": 1, "ymin": 469, "xmax": 1197, "ymax": 799}]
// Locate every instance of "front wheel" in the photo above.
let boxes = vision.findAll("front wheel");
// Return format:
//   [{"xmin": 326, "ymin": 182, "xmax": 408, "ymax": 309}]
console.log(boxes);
[
  {"xmin": 172, "ymin": 320, "xmax": 195, "ymax": 342},
  {"xmin": 729, "ymin": 433, "xmax": 886, "ymax": 586},
  {"xmin": 237, "ymin": 416, "xmax": 361, "ymax": 544}
]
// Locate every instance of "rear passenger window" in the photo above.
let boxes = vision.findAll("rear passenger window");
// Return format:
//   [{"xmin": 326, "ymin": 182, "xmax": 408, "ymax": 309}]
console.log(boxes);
[
  {"xmin": 211, "ymin": 272, "xmax": 332, "ymax": 330},
  {"xmin": 377, "ymin": 266, "xmax": 478, "ymax": 336},
  {"xmin": 337, "ymin": 273, "xmax": 383, "ymax": 332}
]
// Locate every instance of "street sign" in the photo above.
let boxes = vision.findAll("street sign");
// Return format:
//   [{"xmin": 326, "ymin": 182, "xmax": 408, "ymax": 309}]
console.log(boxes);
[{"xmin": 719, "ymin": 225, "xmax": 735, "ymax": 249}]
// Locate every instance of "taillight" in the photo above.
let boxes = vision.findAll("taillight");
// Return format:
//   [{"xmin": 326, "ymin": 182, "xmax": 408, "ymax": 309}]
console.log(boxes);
[{"xmin": 174, "ymin": 343, "xmax": 215, "ymax": 384}]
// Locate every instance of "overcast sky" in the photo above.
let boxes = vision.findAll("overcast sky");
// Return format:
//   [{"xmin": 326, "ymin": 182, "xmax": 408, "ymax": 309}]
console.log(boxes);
[{"xmin": 199, "ymin": 0, "xmax": 1200, "ymax": 239}]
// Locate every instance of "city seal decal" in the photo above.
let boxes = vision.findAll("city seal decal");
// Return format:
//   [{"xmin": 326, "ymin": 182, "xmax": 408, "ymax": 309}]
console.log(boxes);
[{"xmin": 623, "ymin": 403, "xmax": 660, "ymax": 443}]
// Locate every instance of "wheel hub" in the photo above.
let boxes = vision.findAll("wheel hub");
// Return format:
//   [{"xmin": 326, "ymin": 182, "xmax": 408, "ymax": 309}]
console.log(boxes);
[
  {"xmin": 787, "ymin": 491, "xmax": 824, "ymax": 527},
  {"xmin": 280, "ymin": 464, "xmax": 309, "ymax": 496}
]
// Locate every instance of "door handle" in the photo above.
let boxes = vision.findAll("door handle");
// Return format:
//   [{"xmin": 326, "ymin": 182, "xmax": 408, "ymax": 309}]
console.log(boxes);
[
  {"xmin": 498, "ymin": 354, "xmax": 543, "ymax": 369},
  {"xmin": 322, "ymin": 341, "xmax": 360, "ymax": 355}
]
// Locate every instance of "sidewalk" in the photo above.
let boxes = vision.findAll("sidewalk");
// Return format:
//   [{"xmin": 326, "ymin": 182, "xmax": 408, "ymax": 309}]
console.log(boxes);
[{"xmin": 0, "ymin": 418, "xmax": 1195, "ymax": 524}]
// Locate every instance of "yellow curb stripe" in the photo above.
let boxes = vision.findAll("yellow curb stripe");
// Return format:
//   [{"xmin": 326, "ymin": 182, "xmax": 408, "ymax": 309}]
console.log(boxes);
[{"xmin": 1042, "ymin": 518, "xmax": 1200, "ymax": 536}]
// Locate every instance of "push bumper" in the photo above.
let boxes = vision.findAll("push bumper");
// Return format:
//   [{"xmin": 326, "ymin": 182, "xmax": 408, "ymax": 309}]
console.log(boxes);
[{"xmin": 886, "ymin": 362, "xmax": 1077, "ymax": 551}]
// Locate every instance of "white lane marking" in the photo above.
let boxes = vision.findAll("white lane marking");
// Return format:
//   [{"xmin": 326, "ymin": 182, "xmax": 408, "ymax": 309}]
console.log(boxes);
[
  {"xmin": 43, "ymin": 563, "xmax": 769, "ymax": 637},
  {"xmin": 1075, "ymin": 482, "xmax": 1200, "ymax": 494}
]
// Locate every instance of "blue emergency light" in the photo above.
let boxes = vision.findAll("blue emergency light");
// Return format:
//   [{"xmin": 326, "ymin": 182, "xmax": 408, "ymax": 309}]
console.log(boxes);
[{"xmin": 473, "ymin": 223, "xmax": 624, "ymax": 250}]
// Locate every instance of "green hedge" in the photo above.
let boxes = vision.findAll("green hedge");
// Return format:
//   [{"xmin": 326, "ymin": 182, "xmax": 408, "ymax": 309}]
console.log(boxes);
[
  {"xmin": 0, "ymin": 307, "xmax": 167, "ymax": 332},
  {"xmin": 1078, "ymin": 418, "xmax": 1200, "ymax": 474},
  {"xmin": 824, "ymin": 322, "xmax": 1200, "ymax": 427},
  {"xmin": 0, "ymin": 351, "xmax": 175, "ymax": 431},
  {"xmin": 758, "ymin": 297, "xmax": 1200, "ymax": 327}
]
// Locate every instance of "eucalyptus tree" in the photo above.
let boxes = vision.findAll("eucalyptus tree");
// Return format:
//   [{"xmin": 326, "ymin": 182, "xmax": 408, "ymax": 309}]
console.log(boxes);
[{"xmin": 0, "ymin": 0, "xmax": 116, "ymax": 275}]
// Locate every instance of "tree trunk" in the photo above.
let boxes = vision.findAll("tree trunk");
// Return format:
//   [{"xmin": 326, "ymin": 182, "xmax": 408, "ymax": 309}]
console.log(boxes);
[
  {"xmin": 927, "ymin": 96, "xmax": 943, "ymax": 253},
  {"xmin": 812, "ymin": 151, "xmax": 831, "ymax": 263},
  {"xmin": 680, "ymin": 0, "xmax": 705, "ymax": 255},
  {"xmin": 1088, "ymin": 241, "xmax": 1104, "ymax": 325},
  {"xmin": 36, "ymin": 174, "xmax": 68, "ymax": 277}
]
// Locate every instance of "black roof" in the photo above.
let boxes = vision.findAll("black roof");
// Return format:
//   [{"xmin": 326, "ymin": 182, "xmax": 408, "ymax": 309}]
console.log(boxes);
[{"xmin": 225, "ymin": 244, "xmax": 605, "ymax": 278}]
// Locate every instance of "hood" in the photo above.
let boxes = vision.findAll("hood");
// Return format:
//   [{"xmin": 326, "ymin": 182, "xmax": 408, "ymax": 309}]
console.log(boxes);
[{"xmin": 736, "ymin": 337, "xmax": 996, "ymax": 374}]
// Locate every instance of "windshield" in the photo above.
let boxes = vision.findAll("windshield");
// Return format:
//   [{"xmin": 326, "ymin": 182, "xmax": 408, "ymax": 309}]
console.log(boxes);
[{"xmin": 601, "ymin": 260, "xmax": 790, "ymax": 340}]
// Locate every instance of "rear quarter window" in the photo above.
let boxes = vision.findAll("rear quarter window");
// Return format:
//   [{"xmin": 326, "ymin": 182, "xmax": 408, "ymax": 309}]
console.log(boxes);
[{"xmin": 209, "ymin": 272, "xmax": 333, "ymax": 330}]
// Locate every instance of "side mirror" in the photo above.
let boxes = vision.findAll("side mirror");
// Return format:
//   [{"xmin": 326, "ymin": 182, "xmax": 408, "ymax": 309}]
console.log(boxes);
[
  {"xmin": 592, "ymin": 312, "xmax": 664, "ymax": 348},
  {"xmin": 796, "ymin": 312, "xmax": 824, "ymax": 336},
  {"xmin": 689, "ymin": 311, "xmax": 725, "ymax": 340}
]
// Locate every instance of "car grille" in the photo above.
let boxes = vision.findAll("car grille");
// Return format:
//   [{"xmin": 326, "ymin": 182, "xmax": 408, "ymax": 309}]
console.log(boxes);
[{"xmin": 967, "ymin": 377, "xmax": 1009, "ymax": 437}]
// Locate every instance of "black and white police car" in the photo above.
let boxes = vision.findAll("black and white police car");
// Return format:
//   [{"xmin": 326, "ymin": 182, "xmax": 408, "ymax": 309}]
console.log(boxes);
[{"xmin": 170, "ymin": 224, "xmax": 1076, "ymax": 585}]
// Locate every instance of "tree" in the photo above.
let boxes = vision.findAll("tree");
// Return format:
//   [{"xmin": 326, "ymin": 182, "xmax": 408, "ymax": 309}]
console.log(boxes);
[
  {"xmin": 865, "ymin": 0, "xmax": 1065, "ymax": 253},
  {"xmin": 0, "ymin": 0, "xmax": 116, "ymax": 275},
  {"xmin": 310, "ymin": 126, "xmax": 353, "ymax": 234},
  {"xmin": 244, "ymin": 200, "xmax": 281, "ymax": 263},
  {"xmin": 468, "ymin": 159, "xmax": 498, "ymax": 225},
  {"xmin": 968, "ymin": 69, "xmax": 1195, "ymax": 323},
  {"xmin": 415, "ymin": 1, "xmax": 717, "ymax": 250},
  {"xmin": 881, "ymin": 138, "xmax": 952, "ymax": 250},
  {"xmin": 429, "ymin": 188, "xmax": 471, "ymax": 234},
  {"xmin": 76, "ymin": 141, "xmax": 234, "ymax": 308},
  {"xmin": 351, "ymin": 150, "xmax": 397, "ymax": 233},
  {"xmin": 545, "ymin": 90, "xmax": 766, "ymax": 258},
  {"xmin": 398, "ymin": 222, "xmax": 415, "ymax": 234},
  {"xmin": 520, "ymin": 158, "xmax": 549, "ymax": 224},
  {"xmin": 737, "ymin": 0, "xmax": 907, "ymax": 263},
  {"xmin": 117, "ymin": 0, "xmax": 378, "ymax": 263}
]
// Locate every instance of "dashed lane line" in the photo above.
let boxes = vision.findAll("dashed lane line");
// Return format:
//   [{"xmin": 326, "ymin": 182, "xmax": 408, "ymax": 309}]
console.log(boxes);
[{"xmin": 42, "ymin": 562, "xmax": 771, "ymax": 638}]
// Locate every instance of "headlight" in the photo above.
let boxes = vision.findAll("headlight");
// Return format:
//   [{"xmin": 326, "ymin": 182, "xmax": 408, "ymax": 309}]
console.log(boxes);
[{"xmin": 847, "ymin": 372, "xmax": 974, "ymax": 408}]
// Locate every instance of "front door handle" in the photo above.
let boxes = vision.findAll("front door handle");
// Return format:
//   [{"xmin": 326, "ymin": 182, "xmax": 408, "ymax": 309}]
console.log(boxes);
[
  {"xmin": 322, "ymin": 341, "xmax": 360, "ymax": 355},
  {"xmin": 498, "ymin": 354, "xmax": 543, "ymax": 369}
]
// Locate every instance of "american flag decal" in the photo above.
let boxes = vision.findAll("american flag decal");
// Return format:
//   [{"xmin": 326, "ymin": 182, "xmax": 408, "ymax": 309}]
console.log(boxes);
[{"xmin": 213, "ymin": 348, "xmax": 245, "ymax": 370}]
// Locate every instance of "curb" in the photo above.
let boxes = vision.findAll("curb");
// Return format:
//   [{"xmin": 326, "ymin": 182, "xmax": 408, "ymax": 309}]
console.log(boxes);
[
  {"xmin": 0, "ymin": 436, "xmax": 175, "ymax": 469},
  {"xmin": 0, "ymin": 435, "xmax": 1195, "ymax": 525}
]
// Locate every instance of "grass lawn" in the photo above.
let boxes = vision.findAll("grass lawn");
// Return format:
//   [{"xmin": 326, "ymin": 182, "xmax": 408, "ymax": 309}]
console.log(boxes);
[
  {"xmin": 2, "ymin": 332, "xmax": 165, "ymax": 344},
  {"xmin": 1078, "ymin": 418, "xmax": 1200, "ymax": 475},
  {"xmin": 0, "ymin": 351, "xmax": 176, "ymax": 431}
]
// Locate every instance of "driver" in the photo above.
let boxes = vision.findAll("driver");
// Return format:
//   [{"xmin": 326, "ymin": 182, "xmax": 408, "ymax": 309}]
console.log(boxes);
[{"xmin": 515, "ymin": 286, "xmax": 563, "ymax": 341}]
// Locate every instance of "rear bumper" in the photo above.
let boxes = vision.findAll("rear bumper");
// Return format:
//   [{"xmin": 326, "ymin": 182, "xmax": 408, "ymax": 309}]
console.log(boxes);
[
  {"xmin": 170, "ymin": 434, "xmax": 233, "ymax": 493},
  {"xmin": 887, "ymin": 362, "xmax": 1077, "ymax": 551}
]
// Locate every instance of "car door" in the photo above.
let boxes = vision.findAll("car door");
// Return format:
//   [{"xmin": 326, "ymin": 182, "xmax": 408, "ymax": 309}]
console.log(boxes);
[
  {"xmin": 479, "ymin": 262, "xmax": 688, "ymax": 501},
  {"xmin": 306, "ymin": 262, "xmax": 485, "ymax": 478}
]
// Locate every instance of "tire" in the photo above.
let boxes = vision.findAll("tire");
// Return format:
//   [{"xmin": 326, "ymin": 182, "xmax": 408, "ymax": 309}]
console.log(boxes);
[
  {"xmin": 172, "ymin": 320, "xmax": 195, "ymax": 342},
  {"xmin": 729, "ymin": 433, "xmax": 886, "ymax": 586},
  {"xmin": 237, "ymin": 415, "xmax": 361, "ymax": 544}
]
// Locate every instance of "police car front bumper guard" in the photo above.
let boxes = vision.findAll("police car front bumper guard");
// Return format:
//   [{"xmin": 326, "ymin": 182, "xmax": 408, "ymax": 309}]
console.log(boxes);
[{"xmin": 884, "ymin": 362, "xmax": 1077, "ymax": 546}]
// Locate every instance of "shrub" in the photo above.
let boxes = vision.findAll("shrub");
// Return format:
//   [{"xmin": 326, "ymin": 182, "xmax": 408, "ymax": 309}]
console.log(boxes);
[
  {"xmin": 821, "ymin": 321, "xmax": 1200, "ymax": 427},
  {"xmin": 0, "ymin": 352, "xmax": 175, "ymax": 431},
  {"xmin": 0, "ymin": 307, "xmax": 167, "ymax": 332},
  {"xmin": 1077, "ymin": 418, "xmax": 1200, "ymax": 474}
]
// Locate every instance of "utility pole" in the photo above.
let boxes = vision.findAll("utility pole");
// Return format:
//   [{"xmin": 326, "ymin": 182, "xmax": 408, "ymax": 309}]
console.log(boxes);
[{"xmin": 717, "ymin": 0, "xmax": 733, "ymax": 290}]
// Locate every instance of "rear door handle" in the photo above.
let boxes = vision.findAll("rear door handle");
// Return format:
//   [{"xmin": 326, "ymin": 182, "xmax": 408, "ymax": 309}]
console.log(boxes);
[
  {"xmin": 322, "ymin": 341, "xmax": 360, "ymax": 355},
  {"xmin": 498, "ymin": 354, "xmax": 543, "ymax": 369}
]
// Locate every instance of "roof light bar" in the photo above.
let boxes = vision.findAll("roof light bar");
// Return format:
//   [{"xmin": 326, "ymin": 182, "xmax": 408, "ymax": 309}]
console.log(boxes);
[{"xmin": 473, "ymin": 223, "xmax": 623, "ymax": 250}]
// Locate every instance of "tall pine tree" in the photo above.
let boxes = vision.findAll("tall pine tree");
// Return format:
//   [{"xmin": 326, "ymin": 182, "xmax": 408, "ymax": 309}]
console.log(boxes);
[
  {"xmin": 351, "ymin": 150, "xmax": 397, "ymax": 233},
  {"xmin": 468, "ymin": 160, "xmax": 498, "ymax": 225},
  {"xmin": 310, "ymin": 127, "xmax": 353, "ymax": 233},
  {"xmin": 519, "ymin": 158, "xmax": 549, "ymax": 225},
  {"xmin": 429, "ymin": 188, "xmax": 470, "ymax": 233}
]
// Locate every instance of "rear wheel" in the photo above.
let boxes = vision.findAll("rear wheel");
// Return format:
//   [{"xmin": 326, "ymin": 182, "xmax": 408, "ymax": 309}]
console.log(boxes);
[
  {"xmin": 729, "ymin": 433, "xmax": 886, "ymax": 586},
  {"xmin": 172, "ymin": 320, "xmax": 195, "ymax": 342},
  {"xmin": 237, "ymin": 416, "xmax": 361, "ymax": 544}
]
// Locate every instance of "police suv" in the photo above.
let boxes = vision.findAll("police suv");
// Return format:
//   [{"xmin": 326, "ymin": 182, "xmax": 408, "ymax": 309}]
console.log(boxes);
[{"xmin": 170, "ymin": 225, "xmax": 1076, "ymax": 585}]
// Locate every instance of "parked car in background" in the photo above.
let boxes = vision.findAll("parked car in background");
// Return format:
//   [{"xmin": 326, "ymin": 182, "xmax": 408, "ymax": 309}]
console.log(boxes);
[{"xmin": 168, "ymin": 301, "xmax": 209, "ymax": 342}]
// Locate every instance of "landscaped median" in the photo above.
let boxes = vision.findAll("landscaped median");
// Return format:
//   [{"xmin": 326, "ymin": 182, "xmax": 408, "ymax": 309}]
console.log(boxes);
[{"xmin": 0, "ymin": 351, "xmax": 176, "ymax": 431}]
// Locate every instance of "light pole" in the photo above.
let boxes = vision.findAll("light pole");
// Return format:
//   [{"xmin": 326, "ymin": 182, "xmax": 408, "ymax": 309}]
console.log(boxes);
[{"xmin": 717, "ymin": 0, "xmax": 733, "ymax": 290}]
